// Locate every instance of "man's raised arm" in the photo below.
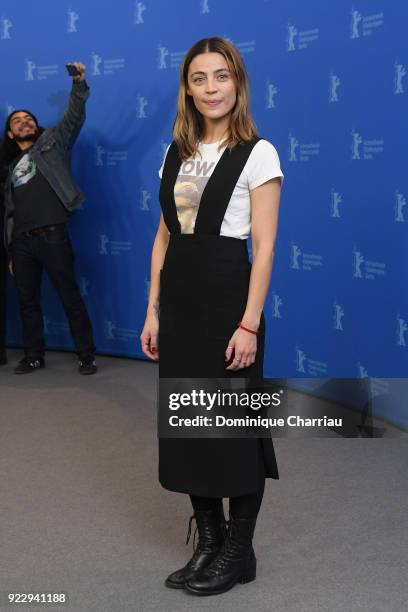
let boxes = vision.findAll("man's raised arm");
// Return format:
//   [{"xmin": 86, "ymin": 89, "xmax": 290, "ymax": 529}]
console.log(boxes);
[{"xmin": 52, "ymin": 61, "xmax": 89, "ymax": 152}]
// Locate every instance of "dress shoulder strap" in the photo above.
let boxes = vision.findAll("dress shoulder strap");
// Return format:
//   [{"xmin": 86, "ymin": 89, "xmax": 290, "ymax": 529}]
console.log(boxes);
[
  {"xmin": 158, "ymin": 141, "xmax": 182, "ymax": 234},
  {"xmin": 194, "ymin": 136, "xmax": 261, "ymax": 235}
]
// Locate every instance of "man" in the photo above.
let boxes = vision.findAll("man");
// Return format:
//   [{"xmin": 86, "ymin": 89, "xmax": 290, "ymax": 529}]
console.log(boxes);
[
  {"xmin": 3, "ymin": 62, "xmax": 97, "ymax": 375},
  {"xmin": 0, "ymin": 140, "xmax": 8, "ymax": 365}
]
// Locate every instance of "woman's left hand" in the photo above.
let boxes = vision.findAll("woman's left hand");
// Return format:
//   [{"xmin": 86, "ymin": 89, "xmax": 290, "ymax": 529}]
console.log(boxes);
[{"xmin": 225, "ymin": 327, "xmax": 257, "ymax": 370}]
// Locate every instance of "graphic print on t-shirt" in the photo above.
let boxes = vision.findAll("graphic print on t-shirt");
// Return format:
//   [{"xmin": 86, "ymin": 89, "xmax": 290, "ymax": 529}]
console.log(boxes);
[
  {"xmin": 175, "ymin": 158, "xmax": 216, "ymax": 233},
  {"xmin": 11, "ymin": 153, "xmax": 36, "ymax": 188}
]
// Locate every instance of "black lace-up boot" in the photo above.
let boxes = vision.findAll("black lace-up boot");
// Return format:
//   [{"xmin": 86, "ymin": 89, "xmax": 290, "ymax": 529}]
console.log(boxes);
[
  {"xmin": 165, "ymin": 507, "xmax": 227, "ymax": 589},
  {"xmin": 184, "ymin": 514, "xmax": 257, "ymax": 596}
]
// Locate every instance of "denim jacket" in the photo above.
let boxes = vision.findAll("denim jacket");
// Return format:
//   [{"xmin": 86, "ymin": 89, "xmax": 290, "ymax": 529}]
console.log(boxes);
[{"xmin": 4, "ymin": 79, "xmax": 90, "ymax": 248}]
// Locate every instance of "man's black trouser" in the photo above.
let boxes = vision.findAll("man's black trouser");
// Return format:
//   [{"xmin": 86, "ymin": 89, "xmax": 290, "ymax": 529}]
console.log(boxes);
[
  {"xmin": 10, "ymin": 224, "xmax": 95, "ymax": 358},
  {"xmin": 0, "ymin": 234, "xmax": 6, "ymax": 354}
]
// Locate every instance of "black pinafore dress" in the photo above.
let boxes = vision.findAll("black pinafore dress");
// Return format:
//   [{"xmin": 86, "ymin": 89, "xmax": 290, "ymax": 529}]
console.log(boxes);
[{"xmin": 158, "ymin": 137, "xmax": 279, "ymax": 498}]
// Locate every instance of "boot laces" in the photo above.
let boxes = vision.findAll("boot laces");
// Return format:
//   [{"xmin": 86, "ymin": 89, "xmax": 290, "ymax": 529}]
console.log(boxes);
[
  {"xmin": 184, "ymin": 514, "xmax": 210, "ymax": 566},
  {"xmin": 185, "ymin": 514, "xmax": 199, "ymax": 551},
  {"xmin": 185, "ymin": 511, "xmax": 227, "ymax": 555}
]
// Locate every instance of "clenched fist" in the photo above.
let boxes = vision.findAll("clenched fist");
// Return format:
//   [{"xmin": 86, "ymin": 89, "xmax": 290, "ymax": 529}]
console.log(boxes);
[{"xmin": 68, "ymin": 61, "xmax": 86, "ymax": 82}]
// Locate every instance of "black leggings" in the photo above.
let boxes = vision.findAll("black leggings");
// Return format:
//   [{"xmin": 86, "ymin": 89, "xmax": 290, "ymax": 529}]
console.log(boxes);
[{"xmin": 190, "ymin": 476, "xmax": 265, "ymax": 519}]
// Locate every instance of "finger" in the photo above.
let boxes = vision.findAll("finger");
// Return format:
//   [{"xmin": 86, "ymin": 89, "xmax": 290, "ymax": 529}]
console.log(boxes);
[
  {"xmin": 225, "ymin": 357, "xmax": 237, "ymax": 370},
  {"xmin": 150, "ymin": 339, "xmax": 158, "ymax": 356},
  {"xmin": 225, "ymin": 342, "xmax": 234, "ymax": 361},
  {"xmin": 240, "ymin": 351, "xmax": 252, "ymax": 368},
  {"xmin": 149, "ymin": 333, "xmax": 159, "ymax": 359},
  {"xmin": 141, "ymin": 341, "xmax": 158, "ymax": 360},
  {"xmin": 226, "ymin": 354, "xmax": 242, "ymax": 370},
  {"xmin": 236, "ymin": 352, "xmax": 248, "ymax": 369}
]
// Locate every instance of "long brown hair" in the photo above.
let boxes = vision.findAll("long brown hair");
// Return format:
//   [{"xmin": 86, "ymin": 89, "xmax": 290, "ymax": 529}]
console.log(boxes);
[{"xmin": 173, "ymin": 37, "xmax": 258, "ymax": 161}]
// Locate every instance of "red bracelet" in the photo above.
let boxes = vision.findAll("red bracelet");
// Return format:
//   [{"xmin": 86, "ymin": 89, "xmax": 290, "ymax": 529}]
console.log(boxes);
[{"xmin": 237, "ymin": 321, "xmax": 258, "ymax": 335}]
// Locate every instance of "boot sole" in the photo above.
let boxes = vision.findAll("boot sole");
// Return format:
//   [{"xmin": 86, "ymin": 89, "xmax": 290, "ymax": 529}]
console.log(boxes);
[
  {"xmin": 185, "ymin": 565, "xmax": 256, "ymax": 596},
  {"xmin": 164, "ymin": 579, "xmax": 186, "ymax": 589},
  {"xmin": 14, "ymin": 367, "xmax": 45, "ymax": 375}
]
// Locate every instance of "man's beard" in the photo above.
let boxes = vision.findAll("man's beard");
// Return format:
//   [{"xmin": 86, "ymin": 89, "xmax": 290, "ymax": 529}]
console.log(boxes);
[{"xmin": 14, "ymin": 128, "xmax": 40, "ymax": 143}]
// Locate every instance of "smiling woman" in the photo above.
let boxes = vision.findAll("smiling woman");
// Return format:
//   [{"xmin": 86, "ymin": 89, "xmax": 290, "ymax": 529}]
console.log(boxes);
[
  {"xmin": 187, "ymin": 55, "xmax": 237, "ymax": 125},
  {"xmin": 140, "ymin": 36, "xmax": 284, "ymax": 597},
  {"xmin": 173, "ymin": 38, "xmax": 258, "ymax": 160}
]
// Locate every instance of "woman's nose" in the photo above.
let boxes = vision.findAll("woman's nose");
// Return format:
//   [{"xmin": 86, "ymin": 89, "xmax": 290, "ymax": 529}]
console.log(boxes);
[{"xmin": 205, "ymin": 80, "xmax": 218, "ymax": 93}]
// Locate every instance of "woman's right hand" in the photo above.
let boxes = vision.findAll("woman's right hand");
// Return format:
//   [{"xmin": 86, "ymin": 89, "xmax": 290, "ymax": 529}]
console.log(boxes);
[{"xmin": 140, "ymin": 310, "xmax": 159, "ymax": 360}]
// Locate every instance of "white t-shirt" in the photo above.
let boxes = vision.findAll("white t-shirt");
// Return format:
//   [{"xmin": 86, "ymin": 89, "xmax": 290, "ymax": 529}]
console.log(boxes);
[{"xmin": 158, "ymin": 139, "xmax": 284, "ymax": 240}]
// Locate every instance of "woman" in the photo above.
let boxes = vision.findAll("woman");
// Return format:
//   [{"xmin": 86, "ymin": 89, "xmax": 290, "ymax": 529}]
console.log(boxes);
[{"xmin": 140, "ymin": 37, "xmax": 283, "ymax": 596}]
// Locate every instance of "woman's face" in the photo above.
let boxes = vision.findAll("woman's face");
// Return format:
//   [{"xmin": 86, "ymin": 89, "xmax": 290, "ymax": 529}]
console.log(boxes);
[{"xmin": 186, "ymin": 52, "xmax": 237, "ymax": 125}]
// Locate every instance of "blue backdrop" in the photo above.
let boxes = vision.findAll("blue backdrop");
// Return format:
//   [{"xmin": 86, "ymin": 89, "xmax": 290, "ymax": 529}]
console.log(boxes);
[{"xmin": 1, "ymin": 2, "xmax": 407, "ymax": 399}]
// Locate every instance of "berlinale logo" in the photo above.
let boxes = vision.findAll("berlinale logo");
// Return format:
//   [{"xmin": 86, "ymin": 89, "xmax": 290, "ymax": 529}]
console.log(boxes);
[
  {"xmin": 395, "ymin": 190, "xmax": 406, "ymax": 223},
  {"xmin": 0, "ymin": 16, "xmax": 12, "ymax": 39},
  {"xmin": 67, "ymin": 9, "xmax": 79, "ymax": 33},
  {"xmin": 394, "ymin": 60, "xmax": 406, "ymax": 94},
  {"xmin": 134, "ymin": 1, "xmax": 146, "ymax": 24}
]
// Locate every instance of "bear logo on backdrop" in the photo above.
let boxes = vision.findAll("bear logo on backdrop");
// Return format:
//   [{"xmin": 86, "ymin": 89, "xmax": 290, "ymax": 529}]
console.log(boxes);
[
  {"xmin": 91, "ymin": 53, "xmax": 125, "ymax": 76},
  {"xmin": 296, "ymin": 347, "xmax": 328, "ymax": 376},
  {"xmin": 67, "ymin": 9, "xmax": 79, "ymax": 33},
  {"xmin": 396, "ymin": 315, "xmax": 407, "ymax": 347},
  {"xmin": 329, "ymin": 72, "xmax": 341, "ymax": 102},
  {"xmin": 1, "ymin": 16, "xmax": 12, "ymax": 39},
  {"xmin": 290, "ymin": 244, "xmax": 323, "ymax": 272},
  {"xmin": 25, "ymin": 59, "xmax": 36, "ymax": 81},
  {"xmin": 99, "ymin": 235, "xmax": 132, "ymax": 257},
  {"xmin": 395, "ymin": 190, "xmax": 406, "ymax": 222},
  {"xmin": 140, "ymin": 190, "xmax": 151, "ymax": 211},
  {"xmin": 134, "ymin": 2, "xmax": 146, "ymax": 24},
  {"xmin": 136, "ymin": 95, "xmax": 148, "ymax": 119},
  {"xmin": 333, "ymin": 302, "xmax": 345, "ymax": 331},
  {"xmin": 200, "ymin": 0, "xmax": 210, "ymax": 15},
  {"xmin": 394, "ymin": 60, "xmax": 406, "ymax": 94},
  {"xmin": 350, "ymin": 7, "xmax": 384, "ymax": 39},
  {"xmin": 265, "ymin": 81, "xmax": 278, "ymax": 109},
  {"xmin": 24, "ymin": 59, "xmax": 58, "ymax": 81},
  {"xmin": 330, "ymin": 188, "xmax": 342, "ymax": 218},
  {"xmin": 271, "ymin": 294, "xmax": 283, "ymax": 319},
  {"xmin": 286, "ymin": 21, "xmax": 319, "ymax": 51}
]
